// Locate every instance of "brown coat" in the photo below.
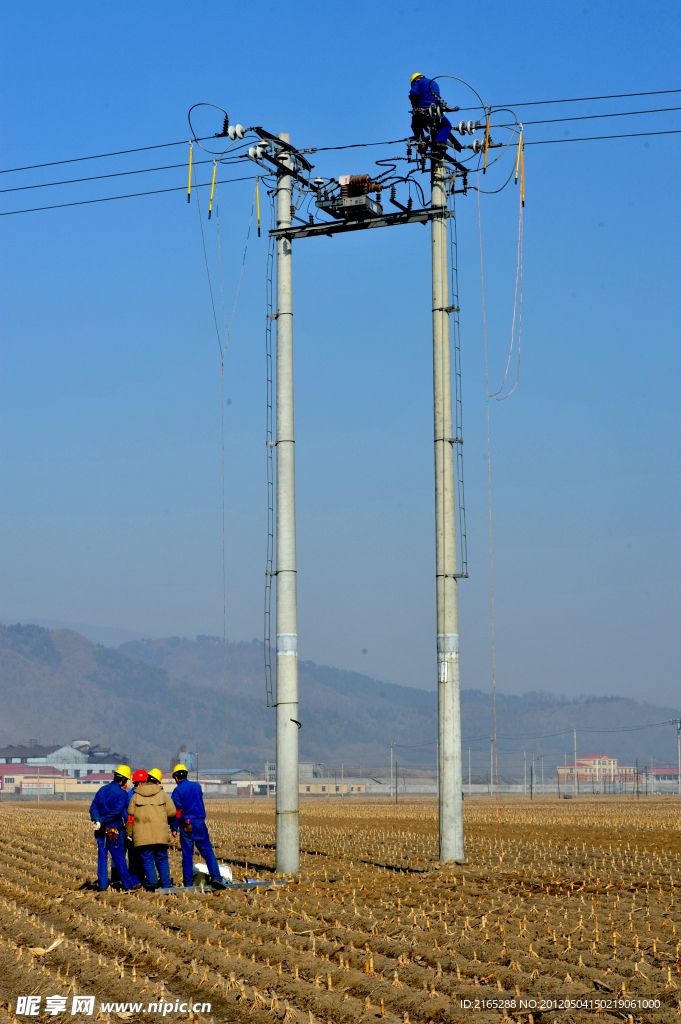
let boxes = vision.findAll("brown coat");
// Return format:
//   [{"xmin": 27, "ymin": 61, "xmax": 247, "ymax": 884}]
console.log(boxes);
[{"xmin": 126, "ymin": 783, "xmax": 176, "ymax": 847}]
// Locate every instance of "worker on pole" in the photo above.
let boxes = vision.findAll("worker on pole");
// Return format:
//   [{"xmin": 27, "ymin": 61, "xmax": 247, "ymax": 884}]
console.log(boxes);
[
  {"xmin": 89, "ymin": 765, "xmax": 141, "ymax": 892},
  {"xmin": 409, "ymin": 74, "xmax": 460, "ymax": 156},
  {"xmin": 170, "ymin": 764, "xmax": 227, "ymax": 889},
  {"xmin": 126, "ymin": 770, "xmax": 177, "ymax": 890}
]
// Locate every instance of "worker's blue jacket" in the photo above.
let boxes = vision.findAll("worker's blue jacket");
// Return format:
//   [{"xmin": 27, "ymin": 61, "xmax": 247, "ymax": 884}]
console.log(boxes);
[
  {"xmin": 89, "ymin": 781, "xmax": 129, "ymax": 828},
  {"xmin": 172, "ymin": 778, "xmax": 207, "ymax": 824},
  {"xmin": 409, "ymin": 76, "xmax": 442, "ymax": 109}
]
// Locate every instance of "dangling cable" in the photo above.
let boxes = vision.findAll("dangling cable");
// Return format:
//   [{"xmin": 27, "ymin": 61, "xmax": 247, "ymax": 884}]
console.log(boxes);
[
  {"xmin": 193, "ymin": 169, "xmax": 257, "ymax": 784},
  {"xmin": 477, "ymin": 171, "xmax": 503, "ymax": 863},
  {"xmin": 488, "ymin": 185, "xmax": 524, "ymax": 402}
]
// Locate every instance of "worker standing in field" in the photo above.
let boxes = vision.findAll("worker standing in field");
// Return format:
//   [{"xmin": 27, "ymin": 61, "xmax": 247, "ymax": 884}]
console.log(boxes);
[
  {"xmin": 126, "ymin": 770, "xmax": 177, "ymax": 889},
  {"xmin": 171, "ymin": 764, "xmax": 227, "ymax": 889},
  {"xmin": 89, "ymin": 766, "xmax": 141, "ymax": 892},
  {"xmin": 125, "ymin": 770, "xmax": 151, "ymax": 888}
]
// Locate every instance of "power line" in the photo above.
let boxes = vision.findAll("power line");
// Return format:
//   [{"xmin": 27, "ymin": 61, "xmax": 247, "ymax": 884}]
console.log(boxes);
[
  {"xmin": 3, "ymin": 88, "xmax": 679, "ymax": 177},
  {"xmin": 494, "ymin": 104, "xmax": 681, "ymax": 128},
  {"xmin": 3, "ymin": 127, "xmax": 680, "ymax": 216},
  {"xmin": 0, "ymin": 174, "xmax": 258, "ymax": 217},
  {"xmin": 490, "ymin": 87, "xmax": 681, "ymax": 110},
  {"xmin": 4, "ymin": 111, "xmax": 678, "ymax": 198},
  {"xmin": 0, "ymin": 135, "xmax": 217, "ymax": 176},
  {"xmin": 525, "ymin": 128, "xmax": 681, "ymax": 146},
  {"xmin": 0, "ymin": 155, "xmax": 243, "ymax": 195}
]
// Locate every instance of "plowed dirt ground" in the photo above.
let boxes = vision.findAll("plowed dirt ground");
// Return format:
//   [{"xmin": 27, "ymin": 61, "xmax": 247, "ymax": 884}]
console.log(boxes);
[{"xmin": 1, "ymin": 796, "xmax": 680, "ymax": 1024}]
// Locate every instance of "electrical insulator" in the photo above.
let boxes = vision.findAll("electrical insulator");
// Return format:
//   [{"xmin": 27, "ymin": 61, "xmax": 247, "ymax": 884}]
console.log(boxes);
[
  {"xmin": 407, "ymin": 142, "xmax": 412, "ymax": 159},
  {"xmin": 458, "ymin": 120, "xmax": 467, "ymax": 136},
  {"xmin": 472, "ymin": 138, "xmax": 483, "ymax": 154},
  {"xmin": 467, "ymin": 120, "xmax": 475, "ymax": 136},
  {"xmin": 235, "ymin": 124, "xmax": 245, "ymax": 139},
  {"xmin": 227, "ymin": 125, "xmax": 237, "ymax": 141},
  {"xmin": 247, "ymin": 147, "xmax": 257, "ymax": 161},
  {"xmin": 390, "ymin": 185, "xmax": 396, "ymax": 203}
]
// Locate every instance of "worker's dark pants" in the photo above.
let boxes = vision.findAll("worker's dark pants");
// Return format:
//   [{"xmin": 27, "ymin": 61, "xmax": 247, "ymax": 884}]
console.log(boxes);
[
  {"xmin": 95, "ymin": 830, "xmax": 134, "ymax": 890},
  {"xmin": 127, "ymin": 839, "xmax": 151, "ymax": 887},
  {"xmin": 411, "ymin": 111, "xmax": 452, "ymax": 144},
  {"xmin": 138, "ymin": 845, "xmax": 171, "ymax": 889},
  {"xmin": 179, "ymin": 822, "xmax": 221, "ymax": 886}
]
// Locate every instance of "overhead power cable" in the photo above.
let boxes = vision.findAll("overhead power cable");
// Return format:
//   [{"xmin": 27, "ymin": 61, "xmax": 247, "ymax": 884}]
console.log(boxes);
[
  {"xmin": 456, "ymin": 88, "xmax": 681, "ymax": 112},
  {"xmin": 494, "ymin": 104, "xmax": 681, "ymax": 128},
  {"xmin": 0, "ymin": 135, "xmax": 217, "ymax": 175},
  {"xmin": 0, "ymin": 174, "xmax": 258, "ymax": 217},
  {"xmin": 496, "ymin": 87, "xmax": 681, "ymax": 108},
  {"xmin": 3, "ymin": 127, "xmax": 680, "ymax": 216},
  {"xmin": 525, "ymin": 128, "xmax": 681, "ymax": 146},
  {"xmin": 0, "ymin": 155, "xmax": 243, "ymax": 195},
  {"xmin": 2, "ymin": 88, "xmax": 679, "ymax": 176}
]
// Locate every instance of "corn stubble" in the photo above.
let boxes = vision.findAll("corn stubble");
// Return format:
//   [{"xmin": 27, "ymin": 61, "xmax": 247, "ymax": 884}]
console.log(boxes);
[{"xmin": 1, "ymin": 797, "xmax": 680, "ymax": 1022}]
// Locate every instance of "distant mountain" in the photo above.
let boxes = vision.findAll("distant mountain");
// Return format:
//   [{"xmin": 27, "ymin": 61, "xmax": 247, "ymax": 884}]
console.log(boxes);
[{"xmin": 1, "ymin": 624, "xmax": 678, "ymax": 775}]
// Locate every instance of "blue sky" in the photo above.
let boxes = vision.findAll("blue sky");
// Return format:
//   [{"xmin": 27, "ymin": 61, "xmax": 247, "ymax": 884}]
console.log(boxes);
[{"xmin": 1, "ymin": 0, "xmax": 679, "ymax": 703}]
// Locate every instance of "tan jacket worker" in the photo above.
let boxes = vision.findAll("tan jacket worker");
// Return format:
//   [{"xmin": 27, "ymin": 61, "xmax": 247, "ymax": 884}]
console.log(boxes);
[
  {"xmin": 126, "ymin": 781, "xmax": 176, "ymax": 889},
  {"xmin": 126, "ymin": 782, "xmax": 176, "ymax": 845}
]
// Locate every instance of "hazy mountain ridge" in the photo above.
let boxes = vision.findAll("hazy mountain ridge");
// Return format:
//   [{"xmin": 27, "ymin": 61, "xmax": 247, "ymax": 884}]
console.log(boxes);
[{"xmin": 1, "ymin": 625, "xmax": 679, "ymax": 772}]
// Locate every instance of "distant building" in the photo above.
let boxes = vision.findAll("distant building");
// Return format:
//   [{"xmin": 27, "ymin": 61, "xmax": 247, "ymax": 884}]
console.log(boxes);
[
  {"xmin": 557, "ymin": 753, "xmax": 637, "ymax": 790},
  {"xmin": 0, "ymin": 740, "xmax": 123, "ymax": 777}
]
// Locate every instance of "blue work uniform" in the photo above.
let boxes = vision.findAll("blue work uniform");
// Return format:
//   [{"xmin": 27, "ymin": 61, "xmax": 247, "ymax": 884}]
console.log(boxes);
[
  {"xmin": 89, "ymin": 781, "xmax": 135, "ymax": 890},
  {"xmin": 171, "ymin": 778, "xmax": 221, "ymax": 886},
  {"xmin": 409, "ymin": 76, "xmax": 452, "ymax": 143}
]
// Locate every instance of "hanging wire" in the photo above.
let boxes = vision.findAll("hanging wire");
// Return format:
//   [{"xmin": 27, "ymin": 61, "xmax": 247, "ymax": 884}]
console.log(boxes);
[
  {"xmin": 447, "ymin": 177, "xmax": 468, "ymax": 579},
  {"xmin": 476, "ymin": 169, "xmax": 502, "ymax": 860},
  {"xmin": 263, "ymin": 190, "xmax": 276, "ymax": 708},
  {"xmin": 193, "ymin": 167, "xmax": 257, "ymax": 778}
]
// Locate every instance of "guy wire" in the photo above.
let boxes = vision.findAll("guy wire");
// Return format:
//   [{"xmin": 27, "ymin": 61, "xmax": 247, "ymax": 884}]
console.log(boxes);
[
  {"xmin": 489, "ymin": 185, "xmax": 524, "ymax": 400},
  {"xmin": 477, "ymin": 170, "xmax": 502, "ymax": 861},
  {"xmin": 194, "ymin": 167, "xmax": 257, "ymax": 785}
]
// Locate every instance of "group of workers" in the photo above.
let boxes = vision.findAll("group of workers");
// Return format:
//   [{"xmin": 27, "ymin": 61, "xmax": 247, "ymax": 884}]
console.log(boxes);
[{"xmin": 89, "ymin": 763, "xmax": 227, "ymax": 892}]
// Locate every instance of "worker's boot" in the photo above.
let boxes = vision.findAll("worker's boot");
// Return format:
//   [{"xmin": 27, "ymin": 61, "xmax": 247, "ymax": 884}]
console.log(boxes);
[{"xmin": 210, "ymin": 876, "xmax": 228, "ymax": 891}]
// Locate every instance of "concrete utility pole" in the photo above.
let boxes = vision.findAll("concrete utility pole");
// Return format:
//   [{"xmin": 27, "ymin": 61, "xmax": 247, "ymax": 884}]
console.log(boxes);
[
  {"xmin": 275, "ymin": 133, "xmax": 300, "ymax": 875},
  {"xmin": 673, "ymin": 721, "xmax": 681, "ymax": 799},
  {"xmin": 490, "ymin": 737, "xmax": 494, "ymax": 797},
  {"xmin": 432, "ymin": 152, "xmax": 464, "ymax": 863}
]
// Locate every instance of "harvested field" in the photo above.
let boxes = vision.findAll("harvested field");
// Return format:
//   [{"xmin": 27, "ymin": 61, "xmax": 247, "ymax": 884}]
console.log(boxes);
[{"xmin": 1, "ymin": 797, "xmax": 680, "ymax": 1023}]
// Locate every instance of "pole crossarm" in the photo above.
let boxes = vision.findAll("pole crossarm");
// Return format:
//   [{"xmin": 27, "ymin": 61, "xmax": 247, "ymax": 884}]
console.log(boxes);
[{"xmin": 269, "ymin": 207, "xmax": 454, "ymax": 241}]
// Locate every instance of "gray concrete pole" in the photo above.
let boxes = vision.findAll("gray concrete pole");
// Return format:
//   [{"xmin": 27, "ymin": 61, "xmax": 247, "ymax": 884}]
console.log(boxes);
[
  {"xmin": 432, "ymin": 152, "xmax": 464, "ymax": 862},
  {"xmin": 275, "ymin": 133, "xmax": 300, "ymax": 875}
]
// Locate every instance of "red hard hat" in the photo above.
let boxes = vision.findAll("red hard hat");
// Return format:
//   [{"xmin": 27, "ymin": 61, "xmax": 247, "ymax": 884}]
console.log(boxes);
[{"xmin": 132, "ymin": 769, "xmax": 147, "ymax": 783}]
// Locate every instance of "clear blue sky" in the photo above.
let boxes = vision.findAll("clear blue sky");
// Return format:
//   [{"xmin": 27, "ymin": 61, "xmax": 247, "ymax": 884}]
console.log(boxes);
[{"xmin": 1, "ymin": 0, "xmax": 679, "ymax": 703}]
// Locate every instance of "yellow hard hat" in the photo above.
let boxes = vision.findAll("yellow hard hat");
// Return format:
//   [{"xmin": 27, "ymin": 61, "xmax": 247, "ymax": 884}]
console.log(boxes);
[
  {"xmin": 114, "ymin": 764, "xmax": 132, "ymax": 780},
  {"xmin": 411, "ymin": 73, "xmax": 424, "ymax": 84},
  {"xmin": 172, "ymin": 763, "xmax": 188, "ymax": 775},
  {"xmin": 148, "ymin": 768, "xmax": 163, "ymax": 783}
]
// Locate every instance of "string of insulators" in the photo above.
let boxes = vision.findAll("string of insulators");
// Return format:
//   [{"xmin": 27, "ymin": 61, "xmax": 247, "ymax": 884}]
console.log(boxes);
[
  {"xmin": 256, "ymin": 177, "xmax": 261, "ymax": 237},
  {"xmin": 187, "ymin": 143, "xmax": 193, "ymax": 203},
  {"xmin": 483, "ymin": 111, "xmax": 491, "ymax": 174},
  {"xmin": 208, "ymin": 161, "xmax": 217, "ymax": 219}
]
